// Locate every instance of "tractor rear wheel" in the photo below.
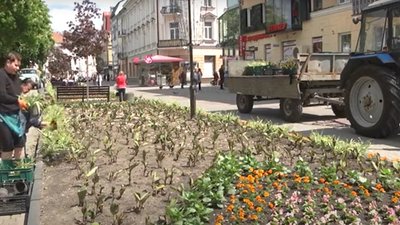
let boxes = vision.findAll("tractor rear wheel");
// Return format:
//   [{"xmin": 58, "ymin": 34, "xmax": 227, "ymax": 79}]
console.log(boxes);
[{"xmin": 345, "ymin": 65, "xmax": 400, "ymax": 138}]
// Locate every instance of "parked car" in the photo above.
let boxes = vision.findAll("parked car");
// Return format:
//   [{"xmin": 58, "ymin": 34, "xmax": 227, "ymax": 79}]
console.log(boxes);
[{"xmin": 19, "ymin": 68, "xmax": 41, "ymax": 88}]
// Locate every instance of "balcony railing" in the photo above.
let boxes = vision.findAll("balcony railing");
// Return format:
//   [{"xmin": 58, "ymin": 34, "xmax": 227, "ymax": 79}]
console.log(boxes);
[
  {"xmin": 160, "ymin": 5, "xmax": 182, "ymax": 15},
  {"xmin": 352, "ymin": 0, "xmax": 379, "ymax": 15},
  {"xmin": 158, "ymin": 39, "xmax": 188, "ymax": 48}
]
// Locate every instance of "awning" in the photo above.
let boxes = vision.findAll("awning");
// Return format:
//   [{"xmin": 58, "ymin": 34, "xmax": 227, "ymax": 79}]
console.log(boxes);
[{"xmin": 137, "ymin": 54, "xmax": 184, "ymax": 64}]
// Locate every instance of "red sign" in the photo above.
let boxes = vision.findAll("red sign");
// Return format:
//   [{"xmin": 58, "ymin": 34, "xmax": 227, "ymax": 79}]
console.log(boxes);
[
  {"xmin": 133, "ymin": 57, "xmax": 140, "ymax": 64},
  {"xmin": 267, "ymin": 23, "xmax": 287, "ymax": 33}
]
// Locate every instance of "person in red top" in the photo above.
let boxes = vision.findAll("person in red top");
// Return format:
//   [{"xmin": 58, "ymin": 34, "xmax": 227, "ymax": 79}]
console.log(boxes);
[{"xmin": 115, "ymin": 71, "xmax": 127, "ymax": 102}]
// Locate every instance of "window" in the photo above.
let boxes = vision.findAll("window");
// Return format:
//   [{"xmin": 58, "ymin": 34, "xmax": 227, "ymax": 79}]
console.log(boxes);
[
  {"xmin": 204, "ymin": 22, "xmax": 212, "ymax": 39},
  {"xmin": 265, "ymin": 44, "xmax": 272, "ymax": 61},
  {"xmin": 204, "ymin": 0, "xmax": 212, "ymax": 7},
  {"xmin": 282, "ymin": 40, "xmax": 296, "ymax": 60},
  {"xmin": 170, "ymin": 22, "xmax": 179, "ymax": 39},
  {"xmin": 339, "ymin": 33, "xmax": 351, "ymax": 52},
  {"xmin": 312, "ymin": 36, "xmax": 323, "ymax": 53},
  {"xmin": 338, "ymin": 0, "xmax": 350, "ymax": 4}
]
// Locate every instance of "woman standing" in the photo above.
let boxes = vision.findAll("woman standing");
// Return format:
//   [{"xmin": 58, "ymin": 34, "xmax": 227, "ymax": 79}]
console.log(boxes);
[{"xmin": 115, "ymin": 71, "xmax": 127, "ymax": 102}]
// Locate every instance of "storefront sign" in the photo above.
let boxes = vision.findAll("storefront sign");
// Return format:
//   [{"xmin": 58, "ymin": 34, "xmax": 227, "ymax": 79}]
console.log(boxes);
[{"xmin": 267, "ymin": 22, "xmax": 287, "ymax": 33}]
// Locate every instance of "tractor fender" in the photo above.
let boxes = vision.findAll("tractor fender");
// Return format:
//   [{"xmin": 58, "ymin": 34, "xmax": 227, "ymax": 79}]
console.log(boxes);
[{"xmin": 340, "ymin": 53, "xmax": 397, "ymax": 88}]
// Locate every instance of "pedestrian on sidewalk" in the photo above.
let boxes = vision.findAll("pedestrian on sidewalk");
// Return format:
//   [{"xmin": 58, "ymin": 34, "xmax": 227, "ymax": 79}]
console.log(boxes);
[
  {"xmin": 218, "ymin": 64, "xmax": 225, "ymax": 90},
  {"xmin": 115, "ymin": 71, "xmax": 127, "ymax": 102},
  {"xmin": 197, "ymin": 68, "xmax": 203, "ymax": 91},
  {"xmin": 0, "ymin": 51, "xmax": 27, "ymax": 160}
]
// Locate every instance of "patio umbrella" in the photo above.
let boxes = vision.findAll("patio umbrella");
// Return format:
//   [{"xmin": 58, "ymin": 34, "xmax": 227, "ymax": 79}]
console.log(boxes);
[{"xmin": 140, "ymin": 55, "xmax": 184, "ymax": 64}]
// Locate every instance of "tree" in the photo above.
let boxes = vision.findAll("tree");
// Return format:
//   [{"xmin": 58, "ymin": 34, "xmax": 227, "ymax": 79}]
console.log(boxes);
[
  {"xmin": 62, "ymin": 0, "xmax": 108, "ymax": 63},
  {"xmin": 48, "ymin": 48, "xmax": 72, "ymax": 78},
  {"xmin": 0, "ymin": 0, "xmax": 53, "ymax": 66}
]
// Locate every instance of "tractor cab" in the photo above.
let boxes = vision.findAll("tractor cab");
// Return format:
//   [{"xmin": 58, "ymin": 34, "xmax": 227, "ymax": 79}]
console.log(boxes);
[{"xmin": 356, "ymin": 0, "xmax": 400, "ymax": 54}]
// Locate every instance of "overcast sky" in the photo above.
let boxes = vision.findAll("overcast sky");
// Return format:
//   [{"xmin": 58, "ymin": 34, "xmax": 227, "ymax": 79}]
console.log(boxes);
[{"xmin": 44, "ymin": 0, "xmax": 120, "ymax": 32}]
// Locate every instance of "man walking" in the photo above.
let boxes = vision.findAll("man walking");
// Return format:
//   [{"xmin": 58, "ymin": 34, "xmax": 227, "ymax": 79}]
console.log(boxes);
[{"xmin": 218, "ymin": 64, "xmax": 225, "ymax": 90}]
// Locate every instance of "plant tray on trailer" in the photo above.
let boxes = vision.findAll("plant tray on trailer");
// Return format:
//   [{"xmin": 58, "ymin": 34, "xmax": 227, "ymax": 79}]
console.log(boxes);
[
  {"xmin": 0, "ymin": 158, "xmax": 35, "ymax": 183},
  {"xmin": 0, "ymin": 182, "xmax": 32, "ymax": 215}
]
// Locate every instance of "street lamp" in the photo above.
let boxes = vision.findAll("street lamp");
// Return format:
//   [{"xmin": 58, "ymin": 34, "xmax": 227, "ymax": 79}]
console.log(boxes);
[{"xmin": 188, "ymin": 0, "xmax": 196, "ymax": 118}]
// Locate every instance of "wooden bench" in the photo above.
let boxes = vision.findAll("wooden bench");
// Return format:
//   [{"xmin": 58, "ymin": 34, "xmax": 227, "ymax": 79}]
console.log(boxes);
[{"xmin": 56, "ymin": 86, "xmax": 110, "ymax": 102}]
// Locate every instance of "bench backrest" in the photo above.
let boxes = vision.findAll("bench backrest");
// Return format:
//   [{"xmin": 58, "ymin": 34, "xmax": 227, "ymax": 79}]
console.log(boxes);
[{"xmin": 56, "ymin": 86, "xmax": 110, "ymax": 102}]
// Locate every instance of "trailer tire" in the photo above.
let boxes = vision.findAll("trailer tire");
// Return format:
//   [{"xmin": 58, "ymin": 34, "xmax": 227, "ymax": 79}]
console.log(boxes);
[
  {"xmin": 280, "ymin": 98, "xmax": 303, "ymax": 122},
  {"xmin": 345, "ymin": 65, "xmax": 400, "ymax": 138},
  {"xmin": 331, "ymin": 104, "xmax": 346, "ymax": 118},
  {"xmin": 236, "ymin": 94, "xmax": 254, "ymax": 113}
]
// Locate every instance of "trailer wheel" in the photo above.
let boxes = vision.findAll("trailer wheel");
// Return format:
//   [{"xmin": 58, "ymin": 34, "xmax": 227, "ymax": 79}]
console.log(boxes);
[
  {"xmin": 331, "ymin": 104, "xmax": 346, "ymax": 118},
  {"xmin": 279, "ymin": 98, "xmax": 303, "ymax": 122},
  {"xmin": 236, "ymin": 94, "xmax": 254, "ymax": 113},
  {"xmin": 345, "ymin": 65, "xmax": 400, "ymax": 138}
]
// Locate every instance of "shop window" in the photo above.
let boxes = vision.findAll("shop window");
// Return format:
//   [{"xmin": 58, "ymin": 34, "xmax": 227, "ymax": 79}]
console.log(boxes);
[
  {"xmin": 312, "ymin": 36, "xmax": 323, "ymax": 53},
  {"xmin": 265, "ymin": 44, "xmax": 272, "ymax": 61},
  {"xmin": 339, "ymin": 33, "xmax": 351, "ymax": 52}
]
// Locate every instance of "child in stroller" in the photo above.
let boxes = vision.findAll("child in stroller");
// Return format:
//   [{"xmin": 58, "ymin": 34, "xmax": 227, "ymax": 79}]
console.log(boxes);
[{"xmin": 210, "ymin": 71, "xmax": 219, "ymax": 86}]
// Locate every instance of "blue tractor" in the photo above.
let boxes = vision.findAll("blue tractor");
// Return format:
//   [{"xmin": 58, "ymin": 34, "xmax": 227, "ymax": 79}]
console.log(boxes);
[{"xmin": 341, "ymin": 0, "xmax": 400, "ymax": 138}]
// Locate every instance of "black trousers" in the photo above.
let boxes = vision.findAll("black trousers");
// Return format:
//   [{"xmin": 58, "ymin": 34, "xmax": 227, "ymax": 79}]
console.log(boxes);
[
  {"xmin": 117, "ymin": 88, "xmax": 126, "ymax": 102},
  {"xmin": 0, "ymin": 121, "xmax": 25, "ymax": 152}
]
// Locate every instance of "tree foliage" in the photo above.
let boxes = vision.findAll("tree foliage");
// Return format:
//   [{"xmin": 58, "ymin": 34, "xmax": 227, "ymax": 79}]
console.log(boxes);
[
  {"xmin": 220, "ymin": 8, "xmax": 239, "ymax": 48},
  {"xmin": 62, "ymin": 0, "xmax": 108, "ymax": 59},
  {"xmin": 47, "ymin": 48, "xmax": 72, "ymax": 78},
  {"xmin": 0, "ymin": 0, "xmax": 54, "ymax": 65}
]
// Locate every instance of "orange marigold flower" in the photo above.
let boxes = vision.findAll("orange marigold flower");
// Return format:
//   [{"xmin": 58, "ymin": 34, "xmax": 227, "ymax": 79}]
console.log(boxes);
[
  {"xmin": 242, "ymin": 190, "xmax": 248, "ymax": 194},
  {"xmin": 379, "ymin": 188, "xmax": 386, "ymax": 193},
  {"xmin": 294, "ymin": 177, "xmax": 302, "ymax": 183},
  {"xmin": 364, "ymin": 189, "xmax": 370, "ymax": 197},
  {"xmin": 248, "ymin": 214, "xmax": 258, "ymax": 221},
  {"xmin": 249, "ymin": 167, "xmax": 254, "ymax": 172},
  {"xmin": 380, "ymin": 156, "xmax": 387, "ymax": 161},
  {"xmin": 303, "ymin": 176, "xmax": 310, "ymax": 183},
  {"xmin": 215, "ymin": 223, "xmax": 221, "ymax": 225},
  {"xmin": 319, "ymin": 178, "xmax": 326, "ymax": 184},
  {"xmin": 395, "ymin": 191, "xmax": 400, "ymax": 197},
  {"xmin": 268, "ymin": 202, "xmax": 275, "ymax": 209},
  {"xmin": 230, "ymin": 215, "xmax": 237, "ymax": 221},
  {"xmin": 267, "ymin": 169, "xmax": 273, "ymax": 175},
  {"xmin": 227, "ymin": 204, "xmax": 234, "ymax": 212},
  {"xmin": 215, "ymin": 214, "xmax": 224, "ymax": 223},
  {"xmin": 257, "ymin": 184, "xmax": 263, "ymax": 190},
  {"xmin": 392, "ymin": 196, "xmax": 399, "ymax": 204},
  {"xmin": 351, "ymin": 191, "xmax": 358, "ymax": 197},
  {"xmin": 333, "ymin": 180, "xmax": 340, "ymax": 185},
  {"xmin": 272, "ymin": 182, "xmax": 279, "ymax": 188},
  {"xmin": 367, "ymin": 153, "xmax": 375, "ymax": 159},
  {"xmin": 256, "ymin": 207, "xmax": 263, "ymax": 212},
  {"xmin": 375, "ymin": 183, "xmax": 383, "ymax": 190},
  {"xmin": 263, "ymin": 191, "xmax": 270, "ymax": 197}
]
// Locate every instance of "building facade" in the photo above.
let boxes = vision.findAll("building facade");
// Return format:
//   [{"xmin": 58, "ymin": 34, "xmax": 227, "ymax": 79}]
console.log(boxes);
[
  {"xmin": 111, "ymin": 0, "xmax": 227, "ymax": 81},
  {"xmin": 239, "ymin": 0, "xmax": 379, "ymax": 63}
]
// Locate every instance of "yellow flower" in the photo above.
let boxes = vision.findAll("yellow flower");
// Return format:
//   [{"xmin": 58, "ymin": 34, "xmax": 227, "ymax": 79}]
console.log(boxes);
[
  {"xmin": 263, "ymin": 191, "xmax": 270, "ymax": 197},
  {"xmin": 256, "ymin": 207, "xmax": 263, "ymax": 212}
]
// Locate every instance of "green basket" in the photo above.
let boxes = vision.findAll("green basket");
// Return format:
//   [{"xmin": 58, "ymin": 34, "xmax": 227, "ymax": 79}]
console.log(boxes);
[{"xmin": 0, "ymin": 158, "xmax": 35, "ymax": 183}]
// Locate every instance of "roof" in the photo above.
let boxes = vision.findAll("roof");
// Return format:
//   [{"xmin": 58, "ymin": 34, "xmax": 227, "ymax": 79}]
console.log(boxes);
[
  {"xmin": 363, "ymin": 0, "xmax": 400, "ymax": 12},
  {"xmin": 111, "ymin": 0, "xmax": 127, "ymax": 18},
  {"xmin": 52, "ymin": 32, "xmax": 63, "ymax": 44}
]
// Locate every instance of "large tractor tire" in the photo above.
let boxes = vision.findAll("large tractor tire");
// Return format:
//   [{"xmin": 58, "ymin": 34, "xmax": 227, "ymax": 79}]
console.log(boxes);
[
  {"xmin": 331, "ymin": 104, "xmax": 346, "ymax": 118},
  {"xmin": 345, "ymin": 65, "xmax": 400, "ymax": 138},
  {"xmin": 279, "ymin": 98, "xmax": 303, "ymax": 122},
  {"xmin": 236, "ymin": 94, "xmax": 254, "ymax": 113}
]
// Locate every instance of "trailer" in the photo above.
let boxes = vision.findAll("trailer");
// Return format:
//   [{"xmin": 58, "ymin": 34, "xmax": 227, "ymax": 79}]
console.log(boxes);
[
  {"xmin": 226, "ymin": 53, "xmax": 349, "ymax": 122},
  {"xmin": 226, "ymin": 0, "xmax": 400, "ymax": 138}
]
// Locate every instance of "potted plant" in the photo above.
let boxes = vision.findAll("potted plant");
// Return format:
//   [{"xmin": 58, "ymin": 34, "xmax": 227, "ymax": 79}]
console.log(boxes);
[
  {"xmin": 280, "ymin": 58, "xmax": 298, "ymax": 75},
  {"xmin": 242, "ymin": 61, "xmax": 277, "ymax": 76}
]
